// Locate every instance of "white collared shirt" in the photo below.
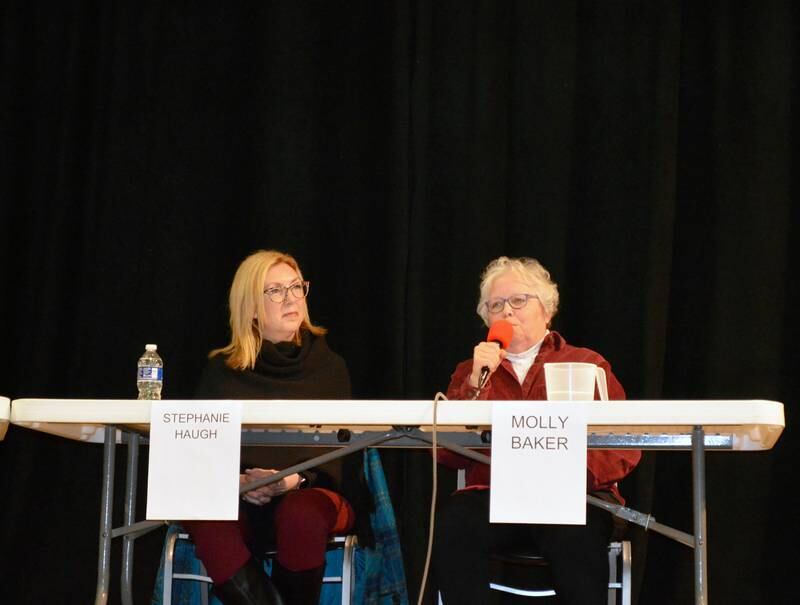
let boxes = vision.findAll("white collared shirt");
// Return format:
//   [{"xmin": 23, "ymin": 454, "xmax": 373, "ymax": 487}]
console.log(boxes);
[{"xmin": 504, "ymin": 331, "xmax": 548, "ymax": 384}]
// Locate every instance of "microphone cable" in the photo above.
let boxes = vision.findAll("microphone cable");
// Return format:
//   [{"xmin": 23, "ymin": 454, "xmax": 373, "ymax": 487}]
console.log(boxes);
[
  {"xmin": 417, "ymin": 321, "xmax": 510, "ymax": 602},
  {"xmin": 416, "ymin": 390, "xmax": 448, "ymax": 605}
]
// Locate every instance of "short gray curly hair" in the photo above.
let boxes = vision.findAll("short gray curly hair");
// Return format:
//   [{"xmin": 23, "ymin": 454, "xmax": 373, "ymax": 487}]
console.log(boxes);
[{"xmin": 476, "ymin": 256, "xmax": 559, "ymax": 326}]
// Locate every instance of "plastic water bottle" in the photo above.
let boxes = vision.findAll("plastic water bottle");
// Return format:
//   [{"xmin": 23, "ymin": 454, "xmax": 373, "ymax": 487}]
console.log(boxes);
[{"xmin": 137, "ymin": 344, "xmax": 163, "ymax": 400}]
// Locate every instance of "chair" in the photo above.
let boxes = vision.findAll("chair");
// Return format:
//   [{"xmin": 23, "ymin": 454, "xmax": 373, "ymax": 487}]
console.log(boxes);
[
  {"xmin": 488, "ymin": 540, "xmax": 631, "ymax": 604},
  {"xmin": 162, "ymin": 528, "xmax": 358, "ymax": 605},
  {"xmin": 442, "ymin": 470, "xmax": 632, "ymax": 605}
]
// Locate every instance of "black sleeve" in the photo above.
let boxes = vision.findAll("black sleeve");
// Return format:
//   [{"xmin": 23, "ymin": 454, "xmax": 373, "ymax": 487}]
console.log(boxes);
[
  {"xmin": 340, "ymin": 363, "xmax": 352, "ymax": 399},
  {"xmin": 194, "ymin": 355, "xmax": 230, "ymax": 399}
]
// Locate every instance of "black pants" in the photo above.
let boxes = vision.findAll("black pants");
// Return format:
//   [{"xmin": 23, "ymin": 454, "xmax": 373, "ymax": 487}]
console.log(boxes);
[{"xmin": 433, "ymin": 489, "xmax": 613, "ymax": 605}]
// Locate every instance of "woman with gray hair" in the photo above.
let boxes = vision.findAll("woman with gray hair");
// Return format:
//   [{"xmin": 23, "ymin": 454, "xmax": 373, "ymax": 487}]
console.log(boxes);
[{"xmin": 433, "ymin": 256, "xmax": 641, "ymax": 605}]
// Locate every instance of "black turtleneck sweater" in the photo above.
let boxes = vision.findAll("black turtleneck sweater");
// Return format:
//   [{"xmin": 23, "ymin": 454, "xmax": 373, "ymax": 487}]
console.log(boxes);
[
  {"xmin": 196, "ymin": 331, "xmax": 351, "ymax": 400},
  {"xmin": 194, "ymin": 332, "xmax": 373, "ymax": 546}
]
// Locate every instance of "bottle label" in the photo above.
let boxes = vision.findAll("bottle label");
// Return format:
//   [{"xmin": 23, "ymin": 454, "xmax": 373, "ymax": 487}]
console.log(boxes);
[{"xmin": 137, "ymin": 367, "xmax": 163, "ymax": 381}]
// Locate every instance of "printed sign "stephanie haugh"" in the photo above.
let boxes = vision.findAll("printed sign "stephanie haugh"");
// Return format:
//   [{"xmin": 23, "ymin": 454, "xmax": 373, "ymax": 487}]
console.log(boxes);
[{"xmin": 147, "ymin": 401, "xmax": 242, "ymax": 520}]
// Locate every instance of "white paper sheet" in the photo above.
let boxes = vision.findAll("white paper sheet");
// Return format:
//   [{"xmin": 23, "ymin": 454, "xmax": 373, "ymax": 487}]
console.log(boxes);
[
  {"xmin": 146, "ymin": 401, "xmax": 242, "ymax": 520},
  {"xmin": 490, "ymin": 401, "xmax": 588, "ymax": 524}
]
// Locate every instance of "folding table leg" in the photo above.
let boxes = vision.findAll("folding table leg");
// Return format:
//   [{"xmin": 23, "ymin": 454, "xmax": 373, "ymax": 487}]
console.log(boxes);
[
  {"xmin": 121, "ymin": 433, "xmax": 140, "ymax": 605},
  {"xmin": 692, "ymin": 426, "xmax": 708, "ymax": 605},
  {"xmin": 94, "ymin": 426, "xmax": 116, "ymax": 605}
]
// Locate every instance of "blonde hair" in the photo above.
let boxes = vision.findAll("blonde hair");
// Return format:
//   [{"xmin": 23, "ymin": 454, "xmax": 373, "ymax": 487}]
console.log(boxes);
[
  {"xmin": 210, "ymin": 249, "xmax": 326, "ymax": 370},
  {"xmin": 476, "ymin": 256, "xmax": 559, "ymax": 326}
]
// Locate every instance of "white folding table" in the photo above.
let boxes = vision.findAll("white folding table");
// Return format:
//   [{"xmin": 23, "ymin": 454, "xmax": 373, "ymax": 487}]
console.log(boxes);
[
  {"xmin": 0, "ymin": 396, "xmax": 9, "ymax": 440},
  {"xmin": 10, "ymin": 398, "xmax": 785, "ymax": 605}
]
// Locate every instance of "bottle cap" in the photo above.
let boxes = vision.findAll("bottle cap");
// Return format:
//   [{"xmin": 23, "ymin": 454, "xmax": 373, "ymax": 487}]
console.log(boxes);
[{"xmin": 145, "ymin": 344, "xmax": 158, "ymax": 351}]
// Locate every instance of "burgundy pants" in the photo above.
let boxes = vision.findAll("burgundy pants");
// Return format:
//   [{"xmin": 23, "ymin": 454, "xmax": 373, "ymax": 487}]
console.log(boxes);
[{"xmin": 182, "ymin": 487, "xmax": 354, "ymax": 584}]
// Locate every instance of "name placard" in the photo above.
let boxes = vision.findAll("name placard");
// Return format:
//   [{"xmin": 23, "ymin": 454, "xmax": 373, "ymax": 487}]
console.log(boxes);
[
  {"xmin": 490, "ymin": 401, "xmax": 588, "ymax": 524},
  {"xmin": 146, "ymin": 401, "xmax": 242, "ymax": 520}
]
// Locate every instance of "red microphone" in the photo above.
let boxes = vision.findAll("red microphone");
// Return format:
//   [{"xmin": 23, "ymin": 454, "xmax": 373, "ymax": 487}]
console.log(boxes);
[{"xmin": 477, "ymin": 319, "xmax": 514, "ymax": 390}]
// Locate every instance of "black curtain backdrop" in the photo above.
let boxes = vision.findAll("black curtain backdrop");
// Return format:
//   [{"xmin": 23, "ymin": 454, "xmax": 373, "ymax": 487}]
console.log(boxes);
[{"xmin": 1, "ymin": 2, "xmax": 797, "ymax": 603}]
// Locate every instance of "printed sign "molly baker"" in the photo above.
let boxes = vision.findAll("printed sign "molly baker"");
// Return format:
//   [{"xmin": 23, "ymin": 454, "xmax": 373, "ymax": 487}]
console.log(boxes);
[
  {"xmin": 490, "ymin": 402, "xmax": 588, "ymax": 525},
  {"xmin": 510, "ymin": 414, "xmax": 570, "ymax": 450}
]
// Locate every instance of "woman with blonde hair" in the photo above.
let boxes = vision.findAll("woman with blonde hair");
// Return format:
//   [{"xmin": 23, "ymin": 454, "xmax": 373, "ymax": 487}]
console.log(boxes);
[{"xmin": 183, "ymin": 249, "xmax": 365, "ymax": 605}]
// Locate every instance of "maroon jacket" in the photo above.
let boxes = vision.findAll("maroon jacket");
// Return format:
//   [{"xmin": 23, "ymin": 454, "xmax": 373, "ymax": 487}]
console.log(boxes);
[{"xmin": 439, "ymin": 331, "xmax": 641, "ymax": 504}]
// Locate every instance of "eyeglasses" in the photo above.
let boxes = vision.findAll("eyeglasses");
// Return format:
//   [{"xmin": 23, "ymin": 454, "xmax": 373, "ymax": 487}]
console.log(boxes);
[
  {"xmin": 484, "ymin": 293, "xmax": 539, "ymax": 315},
  {"xmin": 263, "ymin": 281, "xmax": 310, "ymax": 303}
]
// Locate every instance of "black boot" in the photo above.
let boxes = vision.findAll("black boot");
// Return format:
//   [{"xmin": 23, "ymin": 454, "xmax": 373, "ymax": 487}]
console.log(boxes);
[
  {"xmin": 270, "ymin": 561, "xmax": 325, "ymax": 605},
  {"xmin": 214, "ymin": 557, "xmax": 286, "ymax": 605}
]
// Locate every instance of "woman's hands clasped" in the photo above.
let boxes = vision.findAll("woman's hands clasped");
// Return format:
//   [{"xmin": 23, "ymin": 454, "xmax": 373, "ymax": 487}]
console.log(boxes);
[{"xmin": 240, "ymin": 468, "xmax": 303, "ymax": 505}]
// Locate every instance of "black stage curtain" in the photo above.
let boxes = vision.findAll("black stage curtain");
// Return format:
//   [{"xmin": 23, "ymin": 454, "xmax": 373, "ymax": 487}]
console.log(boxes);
[{"xmin": 1, "ymin": 2, "xmax": 797, "ymax": 603}]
